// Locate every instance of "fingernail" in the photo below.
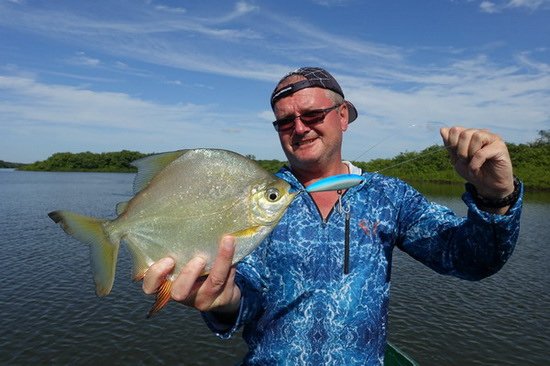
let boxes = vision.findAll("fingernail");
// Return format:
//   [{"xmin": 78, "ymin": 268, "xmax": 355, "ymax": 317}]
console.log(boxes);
[
  {"xmin": 222, "ymin": 236, "xmax": 236, "ymax": 250},
  {"xmin": 193, "ymin": 256, "xmax": 207, "ymax": 267},
  {"xmin": 160, "ymin": 257, "xmax": 175, "ymax": 267}
]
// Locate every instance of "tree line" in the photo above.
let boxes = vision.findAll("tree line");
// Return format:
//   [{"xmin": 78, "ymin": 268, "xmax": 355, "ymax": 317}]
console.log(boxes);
[
  {"xmin": 0, "ymin": 160, "xmax": 25, "ymax": 169},
  {"xmin": 10, "ymin": 130, "xmax": 550, "ymax": 190},
  {"xmin": 18, "ymin": 150, "xmax": 147, "ymax": 172}
]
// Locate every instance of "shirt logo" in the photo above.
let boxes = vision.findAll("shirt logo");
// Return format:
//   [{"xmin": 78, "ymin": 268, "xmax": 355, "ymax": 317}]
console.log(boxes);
[{"xmin": 359, "ymin": 219, "xmax": 379, "ymax": 236}]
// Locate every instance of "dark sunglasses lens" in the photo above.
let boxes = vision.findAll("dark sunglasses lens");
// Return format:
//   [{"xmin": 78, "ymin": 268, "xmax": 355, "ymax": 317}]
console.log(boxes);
[
  {"xmin": 299, "ymin": 111, "xmax": 325, "ymax": 124},
  {"xmin": 273, "ymin": 105, "xmax": 338, "ymax": 131},
  {"xmin": 274, "ymin": 118, "xmax": 294, "ymax": 131}
]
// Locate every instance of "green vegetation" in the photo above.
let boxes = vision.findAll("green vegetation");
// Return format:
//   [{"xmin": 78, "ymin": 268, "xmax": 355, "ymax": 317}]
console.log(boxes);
[
  {"xmin": 354, "ymin": 129, "xmax": 550, "ymax": 191},
  {"xmin": 256, "ymin": 159, "xmax": 286, "ymax": 174},
  {"xmin": 0, "ymin": 160, "xmax": 25, "ymax": 169},
  {"xmin": 18, "ymin": 150, "xmax": 147, "ymax": 173},
  {"xmin": 10, "ymin": 130, "xmax": 550, "ymax": 190}
]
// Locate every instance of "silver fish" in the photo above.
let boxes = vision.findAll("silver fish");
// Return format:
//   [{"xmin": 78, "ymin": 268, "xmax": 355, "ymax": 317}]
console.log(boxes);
[{"xmin": 48, "ymin": 149, "xmax": 296, "ymax": 316}]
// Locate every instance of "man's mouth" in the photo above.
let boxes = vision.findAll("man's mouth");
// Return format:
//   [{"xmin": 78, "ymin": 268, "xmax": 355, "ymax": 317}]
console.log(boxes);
[{"xmin": 293, "ymin": 137, "xmax": 318, "ymax": 147}]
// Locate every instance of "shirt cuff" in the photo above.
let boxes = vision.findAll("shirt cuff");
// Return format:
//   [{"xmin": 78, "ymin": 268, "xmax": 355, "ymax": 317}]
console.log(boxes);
[
  {"xmin": 462, "ymin": 180, "xmax": 523, "ymax": 221},
  {"xmin": 201, "ymin": 272, "xmax": 262, "ymax": 340}
]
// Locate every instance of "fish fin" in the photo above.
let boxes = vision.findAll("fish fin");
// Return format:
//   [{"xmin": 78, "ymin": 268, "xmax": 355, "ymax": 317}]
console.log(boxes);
[
  {"xmin": 131, "ymin": 150, "xmax": 187, "ymax": 194},
  {"xmin": 133, "ymin": 270, "xmax": 146, "ymax": 282},
  {"xmin": 115, "ymin": 201, "xmax": 129, "ymax": 215},
  {"xmin": 147, "ymin": 279, "xmax": 173, "ymax": 318},
  {"xmin": 123, "ymin": 237, "xmax": 151, "ymax": 282},
  {"xmin": 230, "ymin": 226, "xmax": 261, "ymax": 238},
  {"xmin": 48, "ymin": 211, "xmax": 119, "ymax": 297}
]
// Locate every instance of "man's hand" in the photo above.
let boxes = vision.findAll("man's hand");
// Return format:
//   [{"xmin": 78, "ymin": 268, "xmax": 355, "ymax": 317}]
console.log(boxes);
[
  {"xmin": 142, "ymin": 236, "xmax": 241, "ymax": 315},
  {"xmin": 440, "ymin": 127, "xmax": 515, "ymax": 212}
]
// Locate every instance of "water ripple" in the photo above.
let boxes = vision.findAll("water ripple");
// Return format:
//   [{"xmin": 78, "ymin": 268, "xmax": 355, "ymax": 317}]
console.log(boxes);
[{"xmin": 1, "ymin": 171, "xmax": 548, "ymax": 365}]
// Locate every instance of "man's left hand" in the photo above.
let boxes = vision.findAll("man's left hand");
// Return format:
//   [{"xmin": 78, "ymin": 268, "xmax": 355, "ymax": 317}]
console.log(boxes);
[{"xmin": 440, "ymin": 126, "xmax": 515, "ymax": 207}]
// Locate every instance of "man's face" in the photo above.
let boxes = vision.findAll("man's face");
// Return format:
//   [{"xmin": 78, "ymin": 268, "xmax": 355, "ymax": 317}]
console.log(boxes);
[{"xmin": 273, "ymin": 86, "xmax": 349, "ymax": 170}]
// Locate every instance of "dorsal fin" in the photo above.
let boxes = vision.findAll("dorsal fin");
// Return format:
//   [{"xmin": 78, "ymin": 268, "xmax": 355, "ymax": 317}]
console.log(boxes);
[{"xmin": 131, "ymin": 150, "xmax": 187, "ymax": 194}]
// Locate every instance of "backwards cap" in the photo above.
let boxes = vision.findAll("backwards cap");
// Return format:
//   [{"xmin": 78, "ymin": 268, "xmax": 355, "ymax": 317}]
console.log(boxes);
[{"xmin": 270, "ymin": 67, "xmax": 358, "ymax": 124}]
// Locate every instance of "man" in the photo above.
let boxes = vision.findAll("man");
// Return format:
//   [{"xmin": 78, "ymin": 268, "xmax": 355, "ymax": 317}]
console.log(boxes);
[{"xmin": 143, "ymin": 67, "xmax": 522, "ymax": 365}]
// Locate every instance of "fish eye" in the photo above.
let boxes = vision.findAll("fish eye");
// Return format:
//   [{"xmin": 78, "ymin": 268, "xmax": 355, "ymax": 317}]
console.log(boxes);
[{"xmin": 266, "ymin": 188, "xmax": 280, "ymax": 202}]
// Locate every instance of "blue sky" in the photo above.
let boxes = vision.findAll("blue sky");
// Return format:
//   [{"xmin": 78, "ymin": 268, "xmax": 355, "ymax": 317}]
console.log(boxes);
[{"xmin": 1, "ymin": 0, "xmax": 549, "ymax": 163}]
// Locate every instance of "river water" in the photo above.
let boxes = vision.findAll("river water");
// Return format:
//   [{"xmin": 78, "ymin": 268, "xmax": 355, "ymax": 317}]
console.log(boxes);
[{"xmin": 0, "ymin": 170, "xmax": 548, "ymax": 365}]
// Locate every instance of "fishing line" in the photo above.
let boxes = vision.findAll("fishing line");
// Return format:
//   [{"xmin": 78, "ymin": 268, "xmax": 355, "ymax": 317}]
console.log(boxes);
[
  {"xmin": 373, "ymin": 145, "xmax": 449, "ymax": 175},
  {"xmin": 351, "ymin": 121, "xmax": 450, "ymax": 174}
]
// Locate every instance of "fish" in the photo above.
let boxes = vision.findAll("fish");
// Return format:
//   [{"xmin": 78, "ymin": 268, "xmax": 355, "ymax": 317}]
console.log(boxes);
[{"xmin": 48, "ymin": 149, "xmax": 296, "ymax": 317}]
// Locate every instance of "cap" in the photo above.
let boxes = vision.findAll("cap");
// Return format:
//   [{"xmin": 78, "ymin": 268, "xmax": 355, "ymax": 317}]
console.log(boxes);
[{"xmin": 270, "ymin": 67, "xmax": 358, "ymax": 124}]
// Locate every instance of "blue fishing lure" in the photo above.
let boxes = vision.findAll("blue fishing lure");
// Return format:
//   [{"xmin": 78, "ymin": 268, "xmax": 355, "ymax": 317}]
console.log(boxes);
[{"xmin": 305, "ymin": 174, "xmax": 365, "ymax": 193}]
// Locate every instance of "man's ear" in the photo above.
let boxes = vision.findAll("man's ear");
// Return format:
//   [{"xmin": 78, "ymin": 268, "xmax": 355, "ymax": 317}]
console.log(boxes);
[{"xmin": 339, "ymin": 103, "xmax": 349, "ymax": 132}]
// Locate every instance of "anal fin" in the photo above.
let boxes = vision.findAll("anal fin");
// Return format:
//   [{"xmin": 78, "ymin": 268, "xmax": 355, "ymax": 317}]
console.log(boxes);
[{"xmin": 147, "ymin": 279, "xmax": 173, "ymax": 318}]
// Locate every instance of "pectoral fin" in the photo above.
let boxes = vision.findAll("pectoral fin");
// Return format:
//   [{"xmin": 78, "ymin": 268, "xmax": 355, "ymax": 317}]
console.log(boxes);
[
  {"xmin": 147, "ymin": 279, "xmax": 173, "ymax": 318},
  {"xmin": 230, "ymin": 226, "xmax": 261, "ymax": 238}
]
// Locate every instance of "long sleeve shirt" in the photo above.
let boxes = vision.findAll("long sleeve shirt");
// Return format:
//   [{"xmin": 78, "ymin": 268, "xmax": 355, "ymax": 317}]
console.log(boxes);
[{"xmin": 203, "ymin": 165, "xmax": 523, "ymax": 365}]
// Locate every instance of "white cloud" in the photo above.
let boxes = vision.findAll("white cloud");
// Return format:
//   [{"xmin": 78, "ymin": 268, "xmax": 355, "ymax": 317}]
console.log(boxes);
[
  {"xmin": 0, "ymin": 1, "xmax": 548, "ymax": 163},
  {"xmin": 0, "ymin": 75, "xmax": 283, "ymax": 163},
  {"xmin": 507, "ymin": 0, "xmax": 548, "ymax": 10},
  {"xmin": 198, "ymin": 1, "xmax": 259, "ymax": 24},
  {"xmin": 308, "ymin": 0, "xmax": 353, "ymax": 7},
  {"xmin": 69, "ymin": 52, "xmax": 101, "ymax": 67},
  {"xmin": 480, "ymin": 1, "xmax": 499, "ymax": 13},
  {"xmin": 479, "ymin": 0, "xmax": 550, "ymax": 12},
  {"xmin": 337, "ymin": 52, "xmax": 550, "ymax": 160},
  {"xmin": 154, "ymin": 5, "xmax": 186, "ymax": 14}
]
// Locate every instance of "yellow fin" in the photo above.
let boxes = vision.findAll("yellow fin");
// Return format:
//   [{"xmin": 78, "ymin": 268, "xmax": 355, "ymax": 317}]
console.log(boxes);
[
  {"xmin": 123, "ymin": 238, "xmax": 151, "ymax": 282},
  {"xmin": 147, "ymin": 279, "xmax": 173, "ymax": 318},
  {"xmin": 131, "ymin": 150, "xmax": 187, "ymax": 194},
  {"xmin": 230, "ymin": 226, "xmax": 261, "ymax": 238},
  {"xmin": 48, "ymin": 210, "xmax": 118, "ymax": 297}
]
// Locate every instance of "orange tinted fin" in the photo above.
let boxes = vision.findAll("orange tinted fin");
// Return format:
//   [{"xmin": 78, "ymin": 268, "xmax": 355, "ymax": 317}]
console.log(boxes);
[
  {"xmin": 124, "ymin": 237, "xmax": 150, "ymax": 283},
  {"xmin": 133, "ymin": 269, "xmax": 147, "ymax": 282},
  {"xmin": 147, "ymin": 279, "xmax": 173, "ymax": 318}
]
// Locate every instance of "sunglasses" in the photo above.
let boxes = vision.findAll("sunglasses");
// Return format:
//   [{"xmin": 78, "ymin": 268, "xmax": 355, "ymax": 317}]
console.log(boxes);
[{"xmin": 272, "ymin": 104, "xmax": 342, "ymax": 132}]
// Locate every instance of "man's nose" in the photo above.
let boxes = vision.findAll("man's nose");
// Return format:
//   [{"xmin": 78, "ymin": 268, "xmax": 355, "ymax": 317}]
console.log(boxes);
[{"xmin": 292, "ymin": 118, "xmax": 311, "ymax": 134}]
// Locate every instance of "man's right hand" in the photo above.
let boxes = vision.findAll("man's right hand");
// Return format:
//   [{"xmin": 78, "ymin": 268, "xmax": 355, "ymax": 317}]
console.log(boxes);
[{"xmin": 142, "ymin": 235, "xmax": 242, "ymax": 315}]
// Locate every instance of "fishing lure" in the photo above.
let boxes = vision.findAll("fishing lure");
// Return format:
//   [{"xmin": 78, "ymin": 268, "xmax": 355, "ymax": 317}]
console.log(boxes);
[{"xmin": 305, "ymin": 174, "xmax": 365, "ymax": 193}]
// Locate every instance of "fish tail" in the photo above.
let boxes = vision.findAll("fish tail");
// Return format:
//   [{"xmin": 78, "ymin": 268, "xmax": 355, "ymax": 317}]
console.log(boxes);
[
  {"xmin": 147, "ymin": 279, "xmax": 173, "ymax": 318},
  {"xmin": 48, "ymin": 210, "xmax": 119, "ymax": 297}
]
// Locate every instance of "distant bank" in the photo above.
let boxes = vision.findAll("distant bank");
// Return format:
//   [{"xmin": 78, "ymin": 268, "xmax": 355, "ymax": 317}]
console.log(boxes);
[
  {"xmin": 0, "ymin": 160, "xmax": 25, "ymax": 169},
  {"xmin": 6, "ymin": 135, "xmax": 550, "ymax": 191}
]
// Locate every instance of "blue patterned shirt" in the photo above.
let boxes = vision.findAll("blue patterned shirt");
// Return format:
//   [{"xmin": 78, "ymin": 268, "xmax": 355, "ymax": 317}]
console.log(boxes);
[{"xmin": 203, "ymin": 165, "xmax": 522, "ymax": 365}]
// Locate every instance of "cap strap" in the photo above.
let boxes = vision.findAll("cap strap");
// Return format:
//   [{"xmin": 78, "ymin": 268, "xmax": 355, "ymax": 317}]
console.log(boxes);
[{"xmin": 271, "ymin": 80, "xmax": 319, "ymax": 107}]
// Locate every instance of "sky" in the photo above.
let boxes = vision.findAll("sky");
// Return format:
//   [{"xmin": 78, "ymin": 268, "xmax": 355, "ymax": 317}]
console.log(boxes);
[{"xmin": 1, "ymin": 0, "xmax": 549, "ymax": 164}]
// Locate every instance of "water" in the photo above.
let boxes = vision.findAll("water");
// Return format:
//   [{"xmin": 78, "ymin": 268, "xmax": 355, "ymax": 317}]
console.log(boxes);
[{"xmin": 1, "ymin": 171, "xmax": 548, "ymax": 365}]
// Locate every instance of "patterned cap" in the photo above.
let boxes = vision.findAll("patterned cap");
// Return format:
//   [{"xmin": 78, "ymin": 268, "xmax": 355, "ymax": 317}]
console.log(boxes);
[{"xmin": 270, "ymin": 67, "xmax": 358, "ymax": 124}]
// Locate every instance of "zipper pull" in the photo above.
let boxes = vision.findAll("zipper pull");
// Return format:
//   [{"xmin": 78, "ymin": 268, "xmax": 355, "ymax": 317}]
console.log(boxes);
[
  {"xmin": 338, "ymin": 190, "xmax": 351, "ymax": 275},
  {"xmin": 344, "ymin": 207, "xmax": 351, "ymax": 275}
]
